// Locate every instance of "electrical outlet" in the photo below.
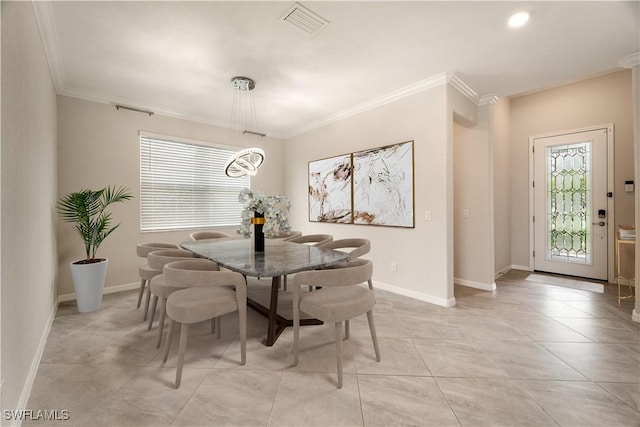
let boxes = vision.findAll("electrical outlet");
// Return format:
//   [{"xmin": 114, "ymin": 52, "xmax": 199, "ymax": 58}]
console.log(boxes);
[
  {"xmin": 463, "ymin": 209, "xmax": 469, "ymax": 218},
  {"xmin": 391, "ymin": 262, "xmax": 398, "ymax": 272},
  {"xmin": 425, "ymin": 210, "xmax": 432, "ymax": 221}
]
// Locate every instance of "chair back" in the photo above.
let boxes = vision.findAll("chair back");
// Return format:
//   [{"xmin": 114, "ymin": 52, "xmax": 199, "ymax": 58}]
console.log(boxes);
[
  {"xmin": 269, "ymin": 230, "xmax": 302, "ymax": 240},
  {"xmin": 147, "ymin": 249, "xmax": 194, "ymax": 270},
  {"xmin": 137, "ymin": 242, "xmax": 179, "ymax": 258},
  {"xmin": 288, "ymin": 234, "xmax": 333, "ymax": 246},
  {"xmin": 293, "ymin": 259, "xmax": 373, "ymax": 288},
  {"xmin": 189, "ymin": 231, "xmax": 233, "ymax": 241},
  {"xmin": 164, "ymin": 260, "xmax": 245, "ymax": 289},
  {"xmin": 318, "ymin": 238, "xmax": 370, "ymax": 260}
]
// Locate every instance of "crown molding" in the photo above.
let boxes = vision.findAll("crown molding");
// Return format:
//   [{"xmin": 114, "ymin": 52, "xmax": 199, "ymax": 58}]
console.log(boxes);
[
  {"xmin": 479, "ymin": 94, "xmax": 499, "ymax": 106},
  {"xmin": 29, "ymin": 3, "xmax": 480, "ymax": 141},
  {"xmin": 32, "ymin": 0, "xmax": 65, "ymax": 92},
  {"xmin": 34, "ymin": 0, "xmax": 482, "ymax": 142},
  {"xmin": 446, "ymin": 73, "xmax": 479, "ymax": 104},
  {"xmin": 287, "ymin": 72, "xmax": 450, "ymax": 138},
  {"xmin": 621, "ymin": 52, "xmax": 640, "ymax": 69},
  {"xmin": 60, "ymin": 87, "xmax": 233, "ymax": 132}
]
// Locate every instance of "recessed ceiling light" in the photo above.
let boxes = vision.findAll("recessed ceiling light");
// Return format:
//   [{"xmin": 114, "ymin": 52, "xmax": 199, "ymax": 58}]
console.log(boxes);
[{"xmin": 508, "ymin": 11, "xmax": 531, "ymax": 28}]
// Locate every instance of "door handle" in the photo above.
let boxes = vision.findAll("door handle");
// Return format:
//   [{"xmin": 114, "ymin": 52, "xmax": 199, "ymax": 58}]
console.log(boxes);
[{"xmin": 592, "ymin": 221, "xmax": 606, "ymax": 226}]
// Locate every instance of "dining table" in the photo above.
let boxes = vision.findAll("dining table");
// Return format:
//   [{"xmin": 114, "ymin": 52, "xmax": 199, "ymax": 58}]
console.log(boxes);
[{"xmin": 180, "ymin": 238, "xmax": 350, "ymax": 346}]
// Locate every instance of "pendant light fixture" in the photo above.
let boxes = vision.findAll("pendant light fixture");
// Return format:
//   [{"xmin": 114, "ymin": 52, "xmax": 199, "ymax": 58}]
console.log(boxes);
[{"xmin": 224, "ymin": 76, "xmax": 266, "ymax": 178}]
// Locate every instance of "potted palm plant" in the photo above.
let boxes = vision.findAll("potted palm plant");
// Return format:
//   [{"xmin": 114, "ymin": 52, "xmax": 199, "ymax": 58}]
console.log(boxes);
[{"xmin": 57, "ymin": 186, "xmax": 132, "ymax": 312}]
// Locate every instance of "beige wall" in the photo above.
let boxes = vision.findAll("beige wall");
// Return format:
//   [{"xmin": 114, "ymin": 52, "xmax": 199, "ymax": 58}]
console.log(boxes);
[
  {"xmin": 1, "ymin": 1, "xmax": 58, "ymax": 414},
  {"xmin": 57, "ymin": 96, "xmax": 286, "ymax": 297},
  {"xmin": 510, "ymin": 70, "xmax": 634, "ymax": 270},
  {"xmin": 284, "ymin": 85, "xmax": 456, "ymax": 305},
  {"xmin": 491, "ymin": 98, "xmax": 512, "ymax": 275},
  {"xmin": 453, "ymin": 105, "xmax": 495, "ymax": 289}
]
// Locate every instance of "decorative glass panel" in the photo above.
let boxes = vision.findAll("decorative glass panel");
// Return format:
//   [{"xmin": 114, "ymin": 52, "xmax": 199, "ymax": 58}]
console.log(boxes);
[{"xmin": 546, "ymin": 142, "xmax": 592, "ymax": 263}]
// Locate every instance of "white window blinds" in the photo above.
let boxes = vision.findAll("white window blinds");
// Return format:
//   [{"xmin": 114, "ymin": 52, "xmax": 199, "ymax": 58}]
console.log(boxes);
[{"xmin": 140, "ymin": 133, "xmax": 249, "ymax": 231}]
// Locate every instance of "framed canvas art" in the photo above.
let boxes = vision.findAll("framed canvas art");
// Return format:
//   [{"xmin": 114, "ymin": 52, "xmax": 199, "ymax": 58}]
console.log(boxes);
[
  {"xmin": 308, "ymin": 154, "xmax": 353, "ymax": 223},
  {"xmin": 352, "ymin": 141, "xmax": 414, "ymax": 227}
]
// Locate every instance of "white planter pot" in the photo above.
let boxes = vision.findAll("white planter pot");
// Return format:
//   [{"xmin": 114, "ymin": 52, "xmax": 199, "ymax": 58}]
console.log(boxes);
[{"xmin": 70, "ymin": 258, "xmax": 108, "ymax": 313}]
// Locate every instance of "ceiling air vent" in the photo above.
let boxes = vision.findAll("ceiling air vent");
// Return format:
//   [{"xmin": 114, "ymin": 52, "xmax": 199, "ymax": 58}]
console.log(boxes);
[{"xmin": 281, "ymin": 3, "xmax": 328, "ymax": 35}]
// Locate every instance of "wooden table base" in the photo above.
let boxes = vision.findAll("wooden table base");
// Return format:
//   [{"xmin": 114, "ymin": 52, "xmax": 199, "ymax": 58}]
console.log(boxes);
[{"xmin": 246, "ymin": 276, "xmax": 322, "ymax": 346}]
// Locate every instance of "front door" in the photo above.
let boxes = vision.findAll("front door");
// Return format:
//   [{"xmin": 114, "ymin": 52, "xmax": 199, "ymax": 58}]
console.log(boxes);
[{"xmin": 533, "ymin": 128, "xmax": 609, "ymax": 280}]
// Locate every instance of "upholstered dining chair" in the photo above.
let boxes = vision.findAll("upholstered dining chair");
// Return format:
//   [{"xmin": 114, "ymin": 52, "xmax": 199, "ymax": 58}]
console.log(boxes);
[
  {"xmin": 162, "ymin": 259, "xmax": 247, "ymax": 388},
  {"xmin": 282, "ymin": 234, "xmax": 334, "ymax": 290},
  {"xmin": 146, "ymin": 249, "xmax": 196, "ymax": 346},
  {"xmin": 136, "ymin": 243, "xmax": 179, "ymax": 316},
  {"xmin": 291, "ymin": 259, "xmax": 380, "ymax": 388},
  {"xmin": 287, "ymin": 234, "xmax": 333, "ymax": 246},
  {"xmin": 271, "ymin": 230, "xmax": 302, "ymax": 240},
  {"xmin": 318, "ymin": 238, "xmax": 374, "ymax": 290},
  {"xmin": 189, "ymin": 230, "xmax": 233, "ymax": 241}
]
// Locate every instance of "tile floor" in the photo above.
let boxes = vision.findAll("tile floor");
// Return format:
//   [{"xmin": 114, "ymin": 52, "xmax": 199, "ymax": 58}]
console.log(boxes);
[{"xmin": 26, "ymin": 270, "xmax": 639, "ymax": 426}]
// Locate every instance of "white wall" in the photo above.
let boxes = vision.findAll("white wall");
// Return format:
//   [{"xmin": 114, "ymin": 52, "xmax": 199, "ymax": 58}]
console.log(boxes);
[
  {"xmin": 510, "ymin": 70, "xmax": 635, "ymax": 270},
  {"xmin": 1, "ymin": 1, "xmax": 58, "ymax": 415},
  {"xmin": 284, "ymin": 85, "xmax": 456, "ymax": 306},
  {"xmin": 491, "ymin": 98, "xmax": 512, "ymax": 275},
  {"xmin": 453, "ymin": 105, "xmax": 496, "ymax": 290},
  {"xmin": 57, "ymin": 96, "xmax": 286, "ymax": 297}
]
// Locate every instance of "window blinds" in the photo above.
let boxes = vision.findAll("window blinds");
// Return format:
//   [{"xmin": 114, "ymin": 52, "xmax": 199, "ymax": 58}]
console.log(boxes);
[{"xmin": 139, "ymin": 133, "xmax": 249, "ymax": 231}]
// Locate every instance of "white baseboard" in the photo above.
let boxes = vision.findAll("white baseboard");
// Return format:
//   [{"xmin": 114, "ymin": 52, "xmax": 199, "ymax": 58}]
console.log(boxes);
[
  {"xmin": 57, "ymin": 281, "xmax": 139, "ymax": 303},
  {"xmin": 495, "ymin": 265, "xmax": 511, "ymax": 280},
  {"xmin": 373, "ymin": 280, "xmax": 456, "ymax": 307},
  {"xmin": 455, "ymin": 278, "xmax": 496, "ymax": 291},
  {"xmin": 13, "ymin": 303, "xmax": 57, "ymax": 427},
  {"xmin": 511, "ymin": 264, "xmax": 532, "ymax": 272},
  {"xmin": 633, "ymin": 309, "xmax": 640, "ymax": 323}
]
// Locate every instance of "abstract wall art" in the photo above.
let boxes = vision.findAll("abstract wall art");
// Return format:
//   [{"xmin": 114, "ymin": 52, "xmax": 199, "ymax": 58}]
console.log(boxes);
[
  {"xmin": 353, "ymin": 141, "xmax": 414, "ymax": 227},
  {"xmin": 308, "ymin": 154, "xmax": 353, "ymax": 223}
]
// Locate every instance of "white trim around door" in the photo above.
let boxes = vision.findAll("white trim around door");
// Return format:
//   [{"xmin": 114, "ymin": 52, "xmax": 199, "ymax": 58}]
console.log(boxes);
[{"xmin": 528, "ymin": 124, "xmax": 615, "ymax": 283}]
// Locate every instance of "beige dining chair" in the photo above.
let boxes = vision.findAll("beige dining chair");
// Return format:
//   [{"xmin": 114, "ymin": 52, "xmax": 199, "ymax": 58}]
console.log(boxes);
[
  {"xmin": 282, "ymin": 234, "xmax": 334, "ymax": 290},
  {"xmin": 291, "ymin": 259, "xmax": 380, "ymax": 388},
  {"xmin": 189, "ymin": 230, "xmax": 233, "ymax": 241},
  {"xmin": 163, "ymin": 259, "xmax": 247, "ymax": 388},
  {"xmin": 136, "ymin": 243, "xmax": 179, "ymax": 316},
  {"xmin": 318, "ymin": 238, "xmax": 373, "ymax": 290},
  {"xmin": 271, "ymin": 230, "xmax": 302, "ymax": 240},
  {"xmin": 287, "ymin": 234, "xmax": 333, "ymax": 246},
  {"xmin": 146, "ymin": 249, "xmax": 196, "ymax": 345}
]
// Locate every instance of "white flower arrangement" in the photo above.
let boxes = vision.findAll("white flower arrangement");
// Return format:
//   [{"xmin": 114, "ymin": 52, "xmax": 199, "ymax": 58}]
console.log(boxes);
[{"xmin": 237, "ymin": 188, "xmax": 292, "ymax": 238}]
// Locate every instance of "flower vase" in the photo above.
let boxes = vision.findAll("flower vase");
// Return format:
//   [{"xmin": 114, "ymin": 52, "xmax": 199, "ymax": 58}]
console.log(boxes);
[{"xmin": 251, "ymin": 212, "xmax": 266, "ymax": 252}]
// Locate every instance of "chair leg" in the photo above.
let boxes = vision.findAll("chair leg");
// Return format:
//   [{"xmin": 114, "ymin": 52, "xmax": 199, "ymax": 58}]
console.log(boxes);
[
  {"xmin": 368, "ymin": 278, "xmax": 374, "ymax": 291},
  {"xmin": 147, "ymin": 295, "xmax": 158, "ymax": 330},
  {"xmin": 335, "ymin": 322, "xmax": 343, "ymax": 389},
  {"xmin": 137, "ymin": 279, "xmax": 146, "ymax": 308},
  {"xmin": 366, "ymin": 310, "xmax": 381, "ymax": 362},
  {"xmin": 143, "ymin": 284, "xmax": 152, "ymax": 321},
  {"xmin": 210, "ymin": 317, "xmax": 222, "ymax": 339},
  {"xmin": 156, "ymin": 297, "xmax": 167, "ymax": 348},
  {"xmin": 292, "ymin": 295, "xmax": 300, "ymax": 366},
  {"xmin": 175, "ymin": 323, "xmax": 190, "ymax": 389},
  {"xmin": 283, "ymin": 275, "xmax": 288, "ymax": 292},
  {"xmin": 163, "ymin": 318, "xmax": 175, "ymax": 363},
  {"xmin": 238, "ymin": 306, "xmax": 247, "ymax": 365},
  {"xmin": 344, "ymin": 320, "xmax": 350, "ymax": 340}
]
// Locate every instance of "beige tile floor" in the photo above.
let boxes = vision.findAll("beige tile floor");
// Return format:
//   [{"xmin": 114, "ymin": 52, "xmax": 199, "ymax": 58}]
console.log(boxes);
[{"xmin": 27, "ymin": 270, "xmax": 640, "ymax": 426}]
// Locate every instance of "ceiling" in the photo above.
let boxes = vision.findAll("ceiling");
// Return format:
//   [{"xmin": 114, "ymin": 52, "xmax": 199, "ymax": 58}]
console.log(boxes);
[{"xmin": 35, "ymin": 1, "xmax": 639, "ymax": 139}]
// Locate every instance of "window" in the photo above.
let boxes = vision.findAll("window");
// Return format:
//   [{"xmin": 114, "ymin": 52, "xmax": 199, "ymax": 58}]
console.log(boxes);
[{"xmin": 140, "ymin": 132, "xmax": 249, "ymax": 232}]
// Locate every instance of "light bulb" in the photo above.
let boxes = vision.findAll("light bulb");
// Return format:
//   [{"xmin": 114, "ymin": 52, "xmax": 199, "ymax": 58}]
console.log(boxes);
[{"xmin": 508, "ymin": 11, "xmax": 531, "ymax": 28}]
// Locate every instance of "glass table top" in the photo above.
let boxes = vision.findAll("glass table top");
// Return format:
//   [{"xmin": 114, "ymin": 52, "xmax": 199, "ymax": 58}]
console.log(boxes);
[{"xmin": 180, "ymin": 238, "xmax": 349, "ymax": 278}]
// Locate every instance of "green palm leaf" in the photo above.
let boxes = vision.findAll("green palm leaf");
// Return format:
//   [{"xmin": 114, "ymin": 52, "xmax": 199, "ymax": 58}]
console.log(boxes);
[{"xmin": 57, "ymin": 186, "xmax": 133, "ymax": 261}]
